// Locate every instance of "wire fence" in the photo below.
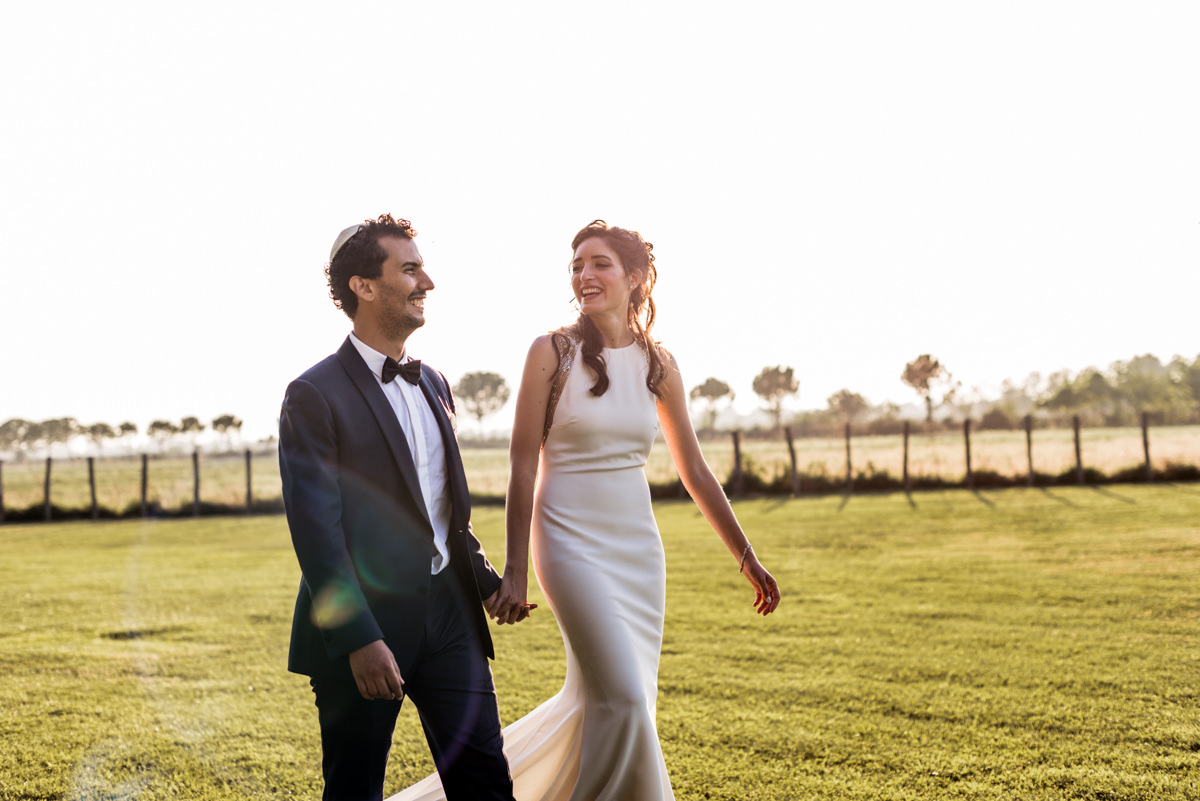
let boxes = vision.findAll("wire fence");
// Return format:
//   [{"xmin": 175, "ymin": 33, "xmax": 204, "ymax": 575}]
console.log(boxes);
[{"xmin": 1, "ymin": 418, "xmax": 1198, "ymax": 522}]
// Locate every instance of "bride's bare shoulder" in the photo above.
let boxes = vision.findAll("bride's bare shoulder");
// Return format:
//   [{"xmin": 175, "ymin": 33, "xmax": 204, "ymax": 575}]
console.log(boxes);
[{"xmin": 527, "ymin": 334, "xmax": 558, "ymax": 361}]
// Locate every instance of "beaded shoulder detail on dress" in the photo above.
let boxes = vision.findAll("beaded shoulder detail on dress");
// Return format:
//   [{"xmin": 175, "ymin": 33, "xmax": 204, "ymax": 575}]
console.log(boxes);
[{"xmin": 543, "ymin": 329, "xmax": 579, "ymax": 445}]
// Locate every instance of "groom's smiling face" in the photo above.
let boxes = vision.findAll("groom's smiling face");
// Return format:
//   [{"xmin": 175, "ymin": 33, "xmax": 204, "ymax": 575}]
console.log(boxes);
[{"xmin": 370, "ymin": 235, "xmax": 434, "ymax": 336}]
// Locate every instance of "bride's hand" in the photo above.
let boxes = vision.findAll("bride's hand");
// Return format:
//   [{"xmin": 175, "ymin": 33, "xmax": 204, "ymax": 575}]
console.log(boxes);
[
  {"xmin": 743, "ymin": 556, "xmax": 780, "ymax": 616},
  {"xmin": 486, "ymin": 569, "xmax": 531, "ymax": 625}
]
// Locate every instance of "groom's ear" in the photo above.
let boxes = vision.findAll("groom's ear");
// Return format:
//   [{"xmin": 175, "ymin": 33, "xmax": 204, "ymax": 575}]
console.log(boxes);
[{"xmin": 348, "ymin": 275, "xmax": 375, "ymax": 304}]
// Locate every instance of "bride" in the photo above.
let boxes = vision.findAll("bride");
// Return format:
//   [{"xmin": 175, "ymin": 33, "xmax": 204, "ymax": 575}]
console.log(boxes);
[{"xmin": 390, "ymin": 220, "xmax": 779, "ymax": 800}]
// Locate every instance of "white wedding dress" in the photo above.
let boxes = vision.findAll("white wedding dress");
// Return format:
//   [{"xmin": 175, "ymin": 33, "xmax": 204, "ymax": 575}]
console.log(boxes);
[{"xmin": 389, "ymin": 343, "xmax": 674, "ymax": 801}]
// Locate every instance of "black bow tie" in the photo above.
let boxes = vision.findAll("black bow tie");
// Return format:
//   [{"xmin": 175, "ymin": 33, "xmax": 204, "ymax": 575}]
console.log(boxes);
[{"xmin": 382, "ymin": 357, "xmax": 422, "ymax": 386}]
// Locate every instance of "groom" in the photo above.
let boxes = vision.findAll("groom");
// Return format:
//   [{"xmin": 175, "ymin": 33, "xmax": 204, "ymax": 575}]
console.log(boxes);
[{"xmin": 279, "ymin": 214, "xmax": 516, "ymax": 801}]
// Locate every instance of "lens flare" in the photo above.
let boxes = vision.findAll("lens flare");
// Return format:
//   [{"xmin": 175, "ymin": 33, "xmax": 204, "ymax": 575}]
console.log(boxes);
[{"xmin": 310, "ymin": 581, "xmax": 361, "ymax": 629}]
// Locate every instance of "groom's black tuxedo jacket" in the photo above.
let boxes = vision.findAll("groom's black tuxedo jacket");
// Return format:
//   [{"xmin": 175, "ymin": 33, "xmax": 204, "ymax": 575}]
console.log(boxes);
[{"xmin": 279, "ymin": 337, "xmax": 502, "ymax": 678}]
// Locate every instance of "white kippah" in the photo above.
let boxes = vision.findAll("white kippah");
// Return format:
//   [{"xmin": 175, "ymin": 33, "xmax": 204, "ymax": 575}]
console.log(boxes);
[{"xmin": 330, "ymin": 223, "xmax": 365, "ymax": 262}]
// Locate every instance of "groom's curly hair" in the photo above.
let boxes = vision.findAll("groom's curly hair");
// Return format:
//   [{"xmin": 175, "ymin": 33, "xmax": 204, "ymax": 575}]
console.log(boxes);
[{"xmin": 326, "ymin": 214, "xmax": 418, "ymax": 318}]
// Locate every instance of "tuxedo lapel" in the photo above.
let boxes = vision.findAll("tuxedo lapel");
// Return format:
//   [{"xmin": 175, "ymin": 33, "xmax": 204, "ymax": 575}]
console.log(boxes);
[{"xmin": 335, "ymin": 338, "xmax": 432, "ymax": 528}]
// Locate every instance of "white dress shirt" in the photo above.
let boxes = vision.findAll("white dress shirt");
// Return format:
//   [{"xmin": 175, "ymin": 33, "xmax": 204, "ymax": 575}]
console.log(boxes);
[{"xmin": 349, "ymin": 332, "xmax": 452, "ymax": 575}]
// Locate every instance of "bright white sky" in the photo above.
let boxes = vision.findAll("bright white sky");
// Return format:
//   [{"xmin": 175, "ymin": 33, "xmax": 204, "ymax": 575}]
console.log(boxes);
[{"xmin": 2, "ymin": 1, "xmax": 1197, "ymax": 441}]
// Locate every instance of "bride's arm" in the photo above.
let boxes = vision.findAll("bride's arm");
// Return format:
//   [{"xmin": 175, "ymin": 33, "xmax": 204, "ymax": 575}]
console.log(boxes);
[
  {"xmin": 656, "ymin": 351, "xmax": 781, "ymax": 616},
  {"xmin": 488, "ymin": 335, "xmax": 558, "ymax": 625}
]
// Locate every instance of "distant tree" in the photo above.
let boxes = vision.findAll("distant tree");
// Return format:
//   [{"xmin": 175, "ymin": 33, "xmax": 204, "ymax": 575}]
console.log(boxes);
[
  {"xmin": 876, "ymin": 400, "xmax": 901, "ymax": 418},
  {"xmin": 1040, "ymin": 369, "xmax": 1071, "ymax": 403},
  {"xmin": 1036, "ymin": 354, "xmax": 1200, "ymax": 426},
  {"xmin": 752, "ymin": 366, "xmax": 799, "ymax": 434},
  {"xmin": 1041, "ymin": 368, "xmax": 1118, "ymax": 425},
  {"xmin": 994, "ymin": 375, "xmax": 1038, "ymax": 421},
  {"xmin": 1079, "ymin": 370, "xmax": 1119, "ymax": 420},
  {"xmin": 212, "ymin": 414, "xmax": 244, "ymax": 451},
  {"xmin": 689, "ymin": 378, "xmax": 734, "ymax": 432},
  {"xmin": 865, "ymin": 402, "xmax": 908, "ymax": 436},
  {"xmin": 0, "ymin": 419, "xmax": 16, "ymax": 454},
  {"xmin": 1040, "ymin": 380, "xmax": 1081, "ymax": 414},
  {"xmin": 117, "ymin": 422, "xmax": 138, "ymax": 452},
  {"xmin": 827, "ymin": 389, "xmax": 869, "ymax": 424},
  {"xmin": 1172, "ymin": 353, "xmax": 1200, "ymax": 417},
  {"xmin": 453, "ymin": 372, "xmax": 511, "ymax": 432},
  {"xmin": 22, "ymin": 420, "xmax": 47, "ymax": 456},
  {"xmin": 901, "ymin": 355, "xmax": 951, "ymax": 425},
  {"xmin": 41, "ymin": 417, "xmax": 78, "ymax": 457},
  {"xmin": 85, "ymin": 422, "xmax": 116, "ymax": 455},
  {"xmin": 978, "ymin": 407, "xmax": 1016, "ymax": 431},
  {"xmin": 1111, "ymin": 354, "xmax": 1188, "ymax": 422},
  {"xmin": 0, "ymin": 418, "xmax": 37, "ymax": 460},
  {"xmin": 180, "ymin": 416, "xmax": 205, "ymax": 450},
  {"xmin": 147, "ymin": 420, "xmax": 179, "ymax": 452},
  {"xmin": 945, "ymin": 382, "xmax": 980, "ymax": 421}
]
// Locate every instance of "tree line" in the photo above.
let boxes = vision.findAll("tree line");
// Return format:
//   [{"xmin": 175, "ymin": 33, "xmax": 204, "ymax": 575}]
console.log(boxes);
[
  {"xmin": 5, "ymin": 351, "xmax": 1197, "ymax": 460},
  {"xmin": 455, "ymin": 351, "xmax": 1200, "ymax": 439},
  {"xmin": 787, "ymin": 352, "xmax": 1200, "ymax": 439},
  {"xmin": 0, "ymin": 414, "xmax": 244, "ymax": 460}
]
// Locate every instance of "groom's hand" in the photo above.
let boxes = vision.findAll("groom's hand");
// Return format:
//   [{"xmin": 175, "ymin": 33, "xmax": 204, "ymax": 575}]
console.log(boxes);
[
  {"xmin": 485, "ymin": 574, "xmax": 532, "ymax": 625},
  {"xmin": 348, "ymin": 640, "xmax": 405, "ymax": 701}
]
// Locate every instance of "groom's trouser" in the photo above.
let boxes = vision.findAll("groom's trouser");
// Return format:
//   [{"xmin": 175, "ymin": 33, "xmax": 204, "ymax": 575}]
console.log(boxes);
[{"xmin": 310, "ymin": 569, "xmax": 514, "ymax": 801}]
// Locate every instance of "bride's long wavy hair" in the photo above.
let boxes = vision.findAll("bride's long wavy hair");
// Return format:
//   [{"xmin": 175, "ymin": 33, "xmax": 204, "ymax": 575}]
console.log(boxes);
[{"xmin": 564, "ymin": 220, "xmax": 668, "ymax": 399}]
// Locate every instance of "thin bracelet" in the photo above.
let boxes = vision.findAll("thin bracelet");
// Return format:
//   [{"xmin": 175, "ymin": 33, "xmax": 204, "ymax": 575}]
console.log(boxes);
[{"xmin": 739, "ymin": 544, "xmax": 753, "ymax": 573}]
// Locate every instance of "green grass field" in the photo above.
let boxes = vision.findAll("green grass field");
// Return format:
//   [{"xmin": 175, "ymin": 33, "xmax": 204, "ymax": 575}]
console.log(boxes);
[
  {"xmin": 3, "ymin": 425, "xmax": 1198, "ymax": 512},
  {"xmin": 4, "ymin": 486, "xmax": 1200, "ymax": 799}
]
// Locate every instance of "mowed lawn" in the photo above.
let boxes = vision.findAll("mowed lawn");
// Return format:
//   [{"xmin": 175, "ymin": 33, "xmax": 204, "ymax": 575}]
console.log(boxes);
[{"xmin": 3, "ymin": 486, "xmax": 1199, "ymax": 800}]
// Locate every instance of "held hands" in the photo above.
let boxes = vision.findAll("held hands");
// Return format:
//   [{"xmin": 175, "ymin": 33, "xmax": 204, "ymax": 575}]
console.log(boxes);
[
  {"xmin": 484, "ymin": 568, "xmax": 535, "ymax": 626},
  {"xmin": 742, "ymin": 551, "xmax": 781, "ymax": 616},
  {"xmin": 348, "ymin": 639, "xmax": 405, "ymax": 701}
]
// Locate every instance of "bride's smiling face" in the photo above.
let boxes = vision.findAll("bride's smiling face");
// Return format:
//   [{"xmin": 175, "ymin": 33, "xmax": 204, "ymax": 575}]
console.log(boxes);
[{"xmin": 571, "ymin": 237, "xmax": 635, "ymax": 319}]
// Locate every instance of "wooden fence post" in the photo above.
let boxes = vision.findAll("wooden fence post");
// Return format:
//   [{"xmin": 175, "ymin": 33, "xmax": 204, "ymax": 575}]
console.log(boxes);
[
  {"xmin": 245, "ymin": 449, "xmax": 253, "ymax": 513},
  {"xmin": 1073, "ymin": 415, "xmax": 1084, "ymax": 485},
  {"xmin": 192, "ymin": 451, "xmax": 200, "ymax": 517},
  {"xmin": 902, "ymin": 421, "xmax": 911, "ymax": 492},
  {"xmin": 140, "ymin": 454, "xmax": 149, "ymax": 517},
  {"xmin": 730, "ymin": 431, "xmax": 744, "ymax": 496},
  {"xmin": 0, "ymin": 460, "xmax": 5, "ymax": 523},
  {"xmin": 1141, "ymin": 412, "xmax": 1152, "ymax": 482},
  {"xmin": 963, "ymin": 419, "xmax": 973, "ymax": 490},
  {"xmin": 784, "ymin": 426, "xmax": 799, "ymax": 495},
  {"xmin": 844, "ymin": 423, "xmax": 853, "ymax": 492},
  {"xmin": 1024, "ymin": 414, "xmax": 1034, "ymax": 487},
  {"xmin": 43, "ymin": 457, "xmax": 52, "ymax": 521},
  {"xmin": 88, "ymin": 456, "xmax": 98, "ymax": 520}
]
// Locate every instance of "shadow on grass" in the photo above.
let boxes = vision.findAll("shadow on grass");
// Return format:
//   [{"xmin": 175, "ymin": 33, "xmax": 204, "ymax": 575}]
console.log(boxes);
[
  {"xmin": 1036, "ymin": 487, "xmax": 1077, "ymax": 507},
  {"xmin": 837, "ymin": 487, "xmax": 925, "ymax": 511},
  {"xmin": 1088, "ymin": 485, "xmax": 1137, "ymax": 504},
  {"xmin": 971, "ymin": 489, "xmax": 995, "ymax": 507}
]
